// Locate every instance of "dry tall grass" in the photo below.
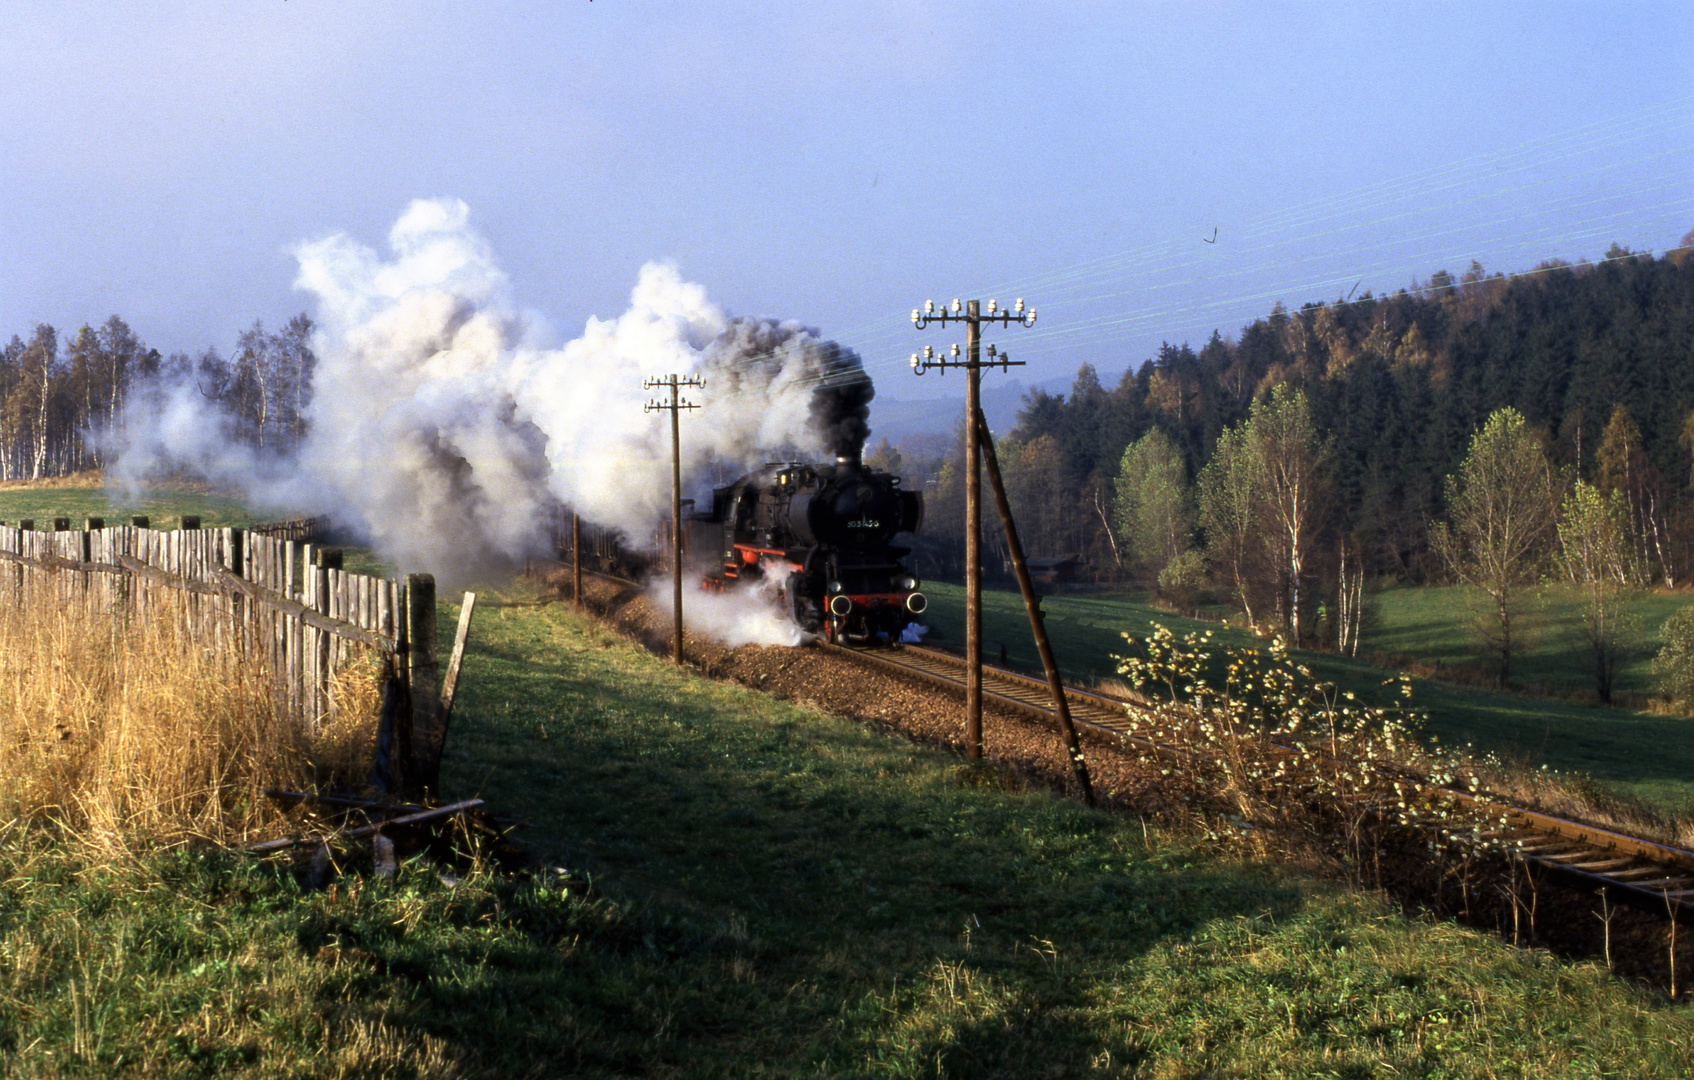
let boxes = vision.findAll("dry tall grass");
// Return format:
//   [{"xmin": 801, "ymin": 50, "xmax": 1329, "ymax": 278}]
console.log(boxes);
[
  {"xmin": 0, "ymin": 591, "xmax": 379, "ymax": 854},
  {"xmin": 0, "ymin": 469, "xmax": 104, "ymax": 490}
]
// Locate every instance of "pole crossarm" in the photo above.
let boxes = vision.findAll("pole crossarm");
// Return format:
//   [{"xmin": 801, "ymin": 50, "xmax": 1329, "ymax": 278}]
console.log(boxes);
[
  {"xmin": 909, "ymin": 297, "xmax": 1035, "ymax": 376},
  {"xmin": 642, "ymin": 373, "xmax": 705, "ymax": 414},
  {"xmin": 911, "ymin": 296, "xmax": 1037, "ymax": 331},
  {"xmin": 641, "ymin": 372, "xmax": 705, "ymax": 665},
  {"xmin": 908, "ymin": 297, "xmax": 1038, "ymax": 761}
]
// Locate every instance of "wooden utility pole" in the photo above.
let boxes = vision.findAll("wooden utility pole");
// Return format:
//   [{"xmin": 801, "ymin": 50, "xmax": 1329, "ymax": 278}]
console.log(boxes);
[
  {"xmin": 911, "ymin": 297, "xmax": 1036, "ymax": 759},
  {"xmin": 975, "ymin": 408, "xmax": 1095, "ymax": 805},
  {"xmin": 572, "ymin": 511, "xmax": 583, "ymax": 610},
  {"xmin": 643, "ymin": 373, "xmax": 704, "ymax": 665}
]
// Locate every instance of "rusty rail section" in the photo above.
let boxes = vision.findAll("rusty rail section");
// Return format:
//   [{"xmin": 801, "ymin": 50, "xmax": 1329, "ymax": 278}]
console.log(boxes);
[{"xmin": 829, "ymin": 641, "xmax": 1694, "ymax": 913}]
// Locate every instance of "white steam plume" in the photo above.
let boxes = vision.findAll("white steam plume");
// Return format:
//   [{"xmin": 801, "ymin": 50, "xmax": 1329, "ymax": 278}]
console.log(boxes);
[
  {"xmin": 648, "ymin": 573, "xmax": 803, "ymax": 649},
  {"xmin": 105, "ymin": 198, "xmax": 878, "ymax": 630}
]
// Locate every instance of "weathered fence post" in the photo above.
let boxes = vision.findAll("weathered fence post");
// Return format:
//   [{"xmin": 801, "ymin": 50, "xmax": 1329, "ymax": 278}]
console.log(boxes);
[
  {"xmin": 222, "ymin": 527, "xmax": 244, "ymax": 663},
  {"xmin": 407, "ymin": 574, "xmax": 441, "ymax": 798},
  {"xmin": 78, "ymin": 523, "xmax": 94, "ymax": 605},
  {"xmin": 5, "ymin": 511, "xmax": 412, "ymax": 806},
  {"xmin": 6, "ymin": 524, "xmax": 19, "ymax": 602},
  {"xmin": 84, "ymin": 519, "xmax": 103, "ymax": 611},
  {"xmin": 314, "ymin": 548, "xmax": 340, "ymax": 734}
]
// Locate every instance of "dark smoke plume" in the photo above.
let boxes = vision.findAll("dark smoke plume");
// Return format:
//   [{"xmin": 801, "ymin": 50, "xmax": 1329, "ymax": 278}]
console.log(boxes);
[{"xmin": 699, "ymin": 318, "xmax": 875, "ymax": 462}]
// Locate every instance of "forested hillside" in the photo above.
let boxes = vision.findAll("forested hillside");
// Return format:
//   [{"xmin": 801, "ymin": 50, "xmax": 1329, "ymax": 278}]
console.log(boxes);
[
  {"xmin": 0, "ymin": 315, "xmax": 315, "ymax": 479},
  {"xmin": 886, "ymin": 240, "xmax": 1694, "ymax": 640}
]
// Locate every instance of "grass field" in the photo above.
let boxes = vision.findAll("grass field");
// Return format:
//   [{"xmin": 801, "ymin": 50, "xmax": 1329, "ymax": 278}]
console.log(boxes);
[
  {"xmin": 920, "ymin": 583, "xmax": 1694, "ymax": 814},
  {"xmin": 1366, "ymin": 581, "xmax": 1692, "ymax": 701},
  {"xmin": 4, "ymin": 482, "xmax": 1694, "ymax": 1074},
  {"xmin": 0, "ymin": 478, "xmax": 258, "ymax": 530},
  {"xmin": 4, "ymin": 581, "xmax": 1694, "ymax": 1074}
]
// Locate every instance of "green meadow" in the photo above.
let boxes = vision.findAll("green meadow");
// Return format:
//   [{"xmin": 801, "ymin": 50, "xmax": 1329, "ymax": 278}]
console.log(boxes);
[
  {"xmin": 920, "ymin": 581, "xmax": 1694, "ymax": 814},
  {"xmin": 0, "ymin": 483, "xmax": 258, "ymax": 530},
  {"xmin": 3, "ymin": 486, "xmax": 1694, "ymax": 1071}
]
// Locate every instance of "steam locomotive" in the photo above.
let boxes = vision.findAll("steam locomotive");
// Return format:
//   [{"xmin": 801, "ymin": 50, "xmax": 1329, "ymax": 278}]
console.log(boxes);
[{"xmin": 688, "ymin": 453, "xmax": 926, "ymax": 644}]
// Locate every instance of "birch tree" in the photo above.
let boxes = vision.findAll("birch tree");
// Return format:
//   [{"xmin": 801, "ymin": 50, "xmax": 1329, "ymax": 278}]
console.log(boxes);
[
  {"xmin": 1113, "ymin": 427, "xmax": 1195, "ymax": 583},
  {"xmin": 1251, "ymin": 384, "xmax": 1327, "ymax": 643},
  {"xmin": 1558, "ymin": 481, "xmax": 1638, "ymax": 703},
  {"xmin": 1431, "ymin": 407, "xmax": 1561, "ymax": 687},
  {"xmin": 1198, "ymin": 423, "xmax": 1264, "ymax": 628},
  {"xmin": 16, "ymin": 324, "xmax": 58, "ymax": 480}
]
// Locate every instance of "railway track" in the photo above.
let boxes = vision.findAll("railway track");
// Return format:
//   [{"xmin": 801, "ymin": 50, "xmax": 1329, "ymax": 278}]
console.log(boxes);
[
  {"xmin": 534, "ymin": 557, "xmax": 1694, "ymax": 916},
  {"xmin": 829, "ymin": 641, "xmax": 1694, "ymax": 914}
]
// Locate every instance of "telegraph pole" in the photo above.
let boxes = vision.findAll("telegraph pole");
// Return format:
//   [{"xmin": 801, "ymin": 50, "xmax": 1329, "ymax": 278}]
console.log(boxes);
[
  {"xmin": 911, "ymin": 297, "xmax": 1036, "ymax": 759},
  {"xmin": 975, "ymin": 407, "xmax": 1095, "ymax": 805},
  {"xmin": 572, "ymin": 511, "xmax": 583, "ymax": 611},
  {"xmin": 644, "ymin": 373, "xmax": 704, "ymax": 665}
]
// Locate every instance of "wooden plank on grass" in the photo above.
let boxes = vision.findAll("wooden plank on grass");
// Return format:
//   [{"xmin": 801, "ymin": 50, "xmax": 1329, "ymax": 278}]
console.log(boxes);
[
  {"xmin": 440, "ymin": 591, "xmax": 477, "ymax": 724},
  {"xmin": 245, "ymin": 798, "xmax": 485, "ymax": 853}
]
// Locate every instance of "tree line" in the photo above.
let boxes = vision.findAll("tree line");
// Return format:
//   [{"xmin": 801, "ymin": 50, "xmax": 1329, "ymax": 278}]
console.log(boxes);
[
  {"xmin": 0, "ymin": 314, "xmax": 316, "ymax": 480},
  {"xmin": 874, "ymin": 237, "xmax": 1694, "ymax": 686}
]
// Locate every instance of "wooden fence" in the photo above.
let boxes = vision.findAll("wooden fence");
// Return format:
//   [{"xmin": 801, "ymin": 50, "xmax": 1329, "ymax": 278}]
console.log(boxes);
[
  {"xmin": 250, "ymin": 514, "xmax": 330, "ymax": 542},
  {"xmin": 0, "ymin": 518, "xmax": 443, "ymax": 798}
]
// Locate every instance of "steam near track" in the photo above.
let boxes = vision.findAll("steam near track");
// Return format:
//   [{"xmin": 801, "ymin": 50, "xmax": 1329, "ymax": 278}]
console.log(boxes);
[{"xmin": 102, "ymin": 198, "xmax": 877, "ymax": 627}]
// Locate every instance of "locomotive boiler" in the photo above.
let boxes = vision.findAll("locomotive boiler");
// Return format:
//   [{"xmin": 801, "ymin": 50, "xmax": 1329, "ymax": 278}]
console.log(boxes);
[{"xmin": 688, "ymin": 453, "xmax": 926, "ymax": 644}]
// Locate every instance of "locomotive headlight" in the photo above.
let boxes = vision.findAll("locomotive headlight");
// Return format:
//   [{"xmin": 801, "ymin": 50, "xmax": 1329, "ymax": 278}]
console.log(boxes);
[
  {"xmin": 826, "ymin": 580, "xmax": 843, "ymax": 594},
  {"xmin": 895, "ymin": 574, "xmax": 918, "ymax": 592}
]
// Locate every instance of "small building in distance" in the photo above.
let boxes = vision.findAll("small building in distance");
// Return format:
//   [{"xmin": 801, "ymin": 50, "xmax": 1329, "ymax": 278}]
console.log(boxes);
[{"xmin": 1021, "ymin": 554, "xmax": 1085, "ymax": 587}]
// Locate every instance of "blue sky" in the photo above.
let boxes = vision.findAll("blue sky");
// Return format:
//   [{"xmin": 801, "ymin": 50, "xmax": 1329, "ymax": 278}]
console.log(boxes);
[{"xmin": 1, "ymin": 0, "xmax": 1690, "ymax": 403}]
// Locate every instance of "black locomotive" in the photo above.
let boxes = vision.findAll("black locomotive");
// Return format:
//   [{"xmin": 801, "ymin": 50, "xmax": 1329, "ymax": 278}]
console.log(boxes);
[{"xmin": 688, "ymin": 453, "xmax": 926, "ymax": 644}]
